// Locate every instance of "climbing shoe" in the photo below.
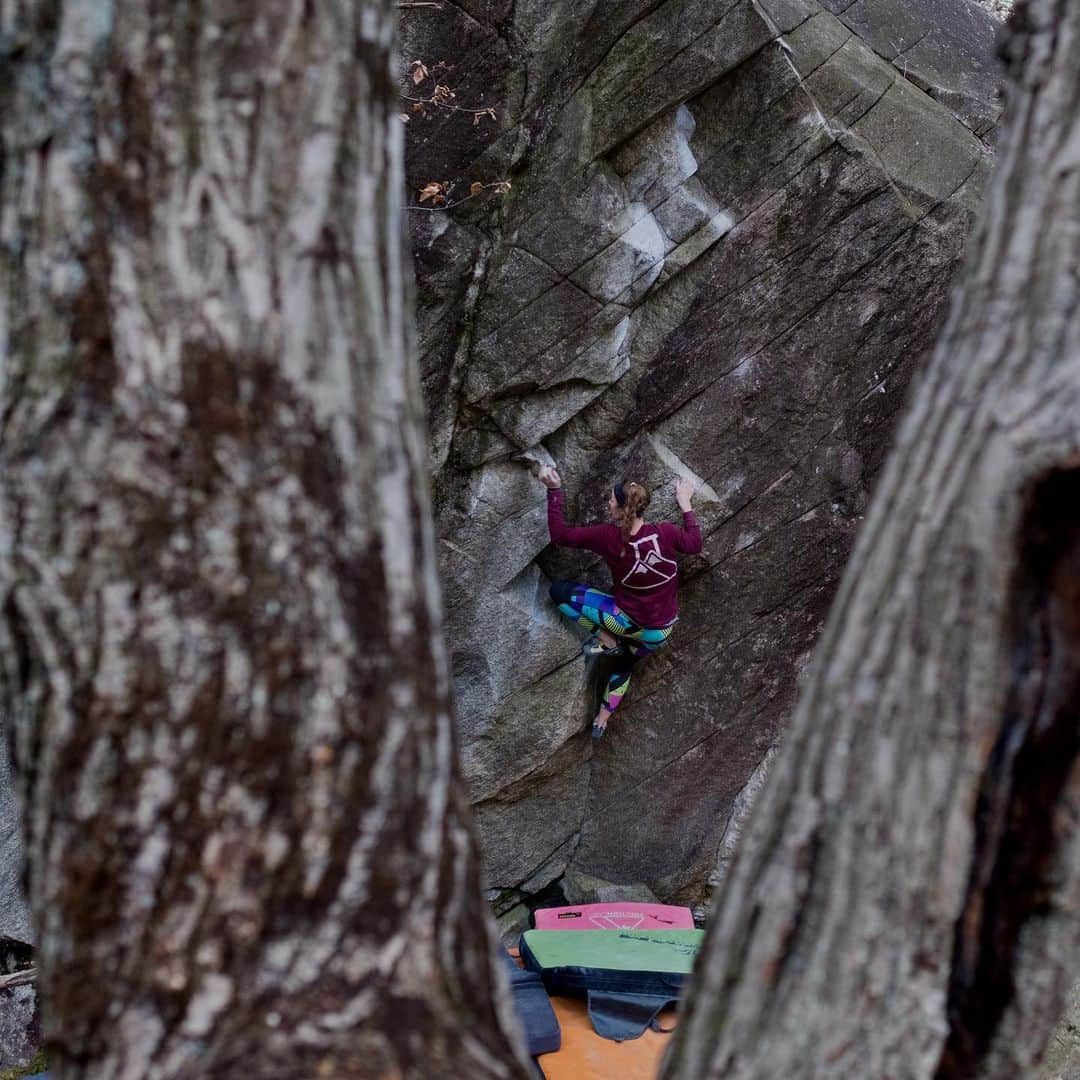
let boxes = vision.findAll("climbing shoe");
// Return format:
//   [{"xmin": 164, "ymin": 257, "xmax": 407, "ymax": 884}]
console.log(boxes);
[{"xmin": 582, "ymin": 635, "xmax": 623, "ymax": 658}]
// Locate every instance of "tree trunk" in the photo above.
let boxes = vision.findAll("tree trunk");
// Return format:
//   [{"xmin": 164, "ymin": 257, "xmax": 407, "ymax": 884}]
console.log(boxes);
[
  {"xmin": 663, "ymin": 2, "xmax": 1080, "ymax": 1077},
  {"xmin": 0, "ymin": 2, "xmax": 529, "ymax": 1076}
]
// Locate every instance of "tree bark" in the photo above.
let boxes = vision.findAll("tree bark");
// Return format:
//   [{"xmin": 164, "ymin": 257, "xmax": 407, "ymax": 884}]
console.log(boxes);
[
  {"xmin": 0, "ymin": 2, "xmax": 529, "ymax": 1077},
  {"xmin": 663, "ymin": 2, "xmax": 1080, "ymax": 1078}
]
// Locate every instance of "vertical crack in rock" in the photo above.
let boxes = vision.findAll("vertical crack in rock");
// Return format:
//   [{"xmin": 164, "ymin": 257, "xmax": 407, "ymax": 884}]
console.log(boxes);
[
  {"xmin": 708, "ymin": 746, "xmax": 778, "ymax": 893},
  {"xmin": 434, "ymin": 238, "xmax": 493, "ymax": 473}
]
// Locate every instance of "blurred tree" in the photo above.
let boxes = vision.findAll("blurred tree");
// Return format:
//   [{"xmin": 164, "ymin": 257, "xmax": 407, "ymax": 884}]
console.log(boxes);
[
  {"xmin": 0, "ymin": 1, "xmax": 528, "ymax": 1076},
  {"xmin": 663, "ymin": 1, "xmax": 1080, "ymax": 1077}
]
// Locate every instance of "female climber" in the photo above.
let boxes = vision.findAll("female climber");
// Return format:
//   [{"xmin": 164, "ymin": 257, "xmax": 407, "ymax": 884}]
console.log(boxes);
[{"xmin": 538, "ymin": 466, "xmax": 701, "ymax": 738}]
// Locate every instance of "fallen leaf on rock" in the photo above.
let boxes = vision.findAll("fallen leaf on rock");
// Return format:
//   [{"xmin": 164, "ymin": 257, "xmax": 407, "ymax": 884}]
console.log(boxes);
[{"xmin": 418, "ymin": 181, "xmax": 447, "ymax": 205}]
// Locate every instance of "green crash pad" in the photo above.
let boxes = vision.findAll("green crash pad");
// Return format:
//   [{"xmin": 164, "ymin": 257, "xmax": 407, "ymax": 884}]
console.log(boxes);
[
  {"xmin": 520, "ymin": 929, "xmax": 703, "ymax": 973},
  {"xmin": 520, "ymin": 929, "xmax": 706, "ymax": 1042}
]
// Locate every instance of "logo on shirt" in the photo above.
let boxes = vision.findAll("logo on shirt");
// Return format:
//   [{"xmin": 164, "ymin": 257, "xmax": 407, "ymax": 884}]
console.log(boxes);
[{"xmin": 621, "ymin": 533, "xmax": 677, "ymax": 591}]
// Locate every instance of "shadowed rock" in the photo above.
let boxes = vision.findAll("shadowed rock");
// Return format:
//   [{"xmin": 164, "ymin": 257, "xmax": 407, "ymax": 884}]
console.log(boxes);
[{"xmin": 0, "ymin": 937, "xmax": 38, "ymax": 1073}]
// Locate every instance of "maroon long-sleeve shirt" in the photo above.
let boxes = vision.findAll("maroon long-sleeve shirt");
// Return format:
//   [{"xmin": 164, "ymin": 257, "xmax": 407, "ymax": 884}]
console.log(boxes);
[{"xmin": 547, "ymin": 488, "xmax": 702, "ymax": 627}]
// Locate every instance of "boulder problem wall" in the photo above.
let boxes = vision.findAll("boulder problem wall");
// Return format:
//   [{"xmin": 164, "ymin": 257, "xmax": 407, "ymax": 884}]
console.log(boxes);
[{"xmin": 401, "ymin": 0, "xmax": 1003, "ymax": 915}]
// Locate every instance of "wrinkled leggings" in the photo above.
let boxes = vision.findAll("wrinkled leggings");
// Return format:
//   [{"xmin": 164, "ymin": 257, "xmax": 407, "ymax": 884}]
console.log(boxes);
[{"xmin": 549, "ymin": 580, "xmax": 675, "ymax": 713}]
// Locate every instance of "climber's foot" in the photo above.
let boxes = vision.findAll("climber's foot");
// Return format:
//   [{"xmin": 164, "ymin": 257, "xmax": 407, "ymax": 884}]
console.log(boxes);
[
  {"xmin": 592, "ymin": 707, "xmax": 612, "ymax": 739},
  {"xmin": 583, "ymin": 631, "xmax": 623, "ymax": 658}
]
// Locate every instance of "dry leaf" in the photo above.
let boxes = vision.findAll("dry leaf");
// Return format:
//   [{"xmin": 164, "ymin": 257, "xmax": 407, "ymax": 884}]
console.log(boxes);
[
  {"xmin": 418, "ymin": 181, "xmax": 447, "ymax": 205},
  {"xmin": 472, "ymin": 106, "xmax": 497, "ymax": 125},
  {"xmin": 432, "ymin": 83, "xmax": 455, "ymax": 105},
  {"xmin": 411, "ymin": 60, "xmax": 429, "ymax": 84},
  {"xmin": 469, "ymin": 181, "xmax": 484, "ymax": 196},
  {"xmin": 492, "ymin": 179, "xmax": 511, "ymax": 195}
]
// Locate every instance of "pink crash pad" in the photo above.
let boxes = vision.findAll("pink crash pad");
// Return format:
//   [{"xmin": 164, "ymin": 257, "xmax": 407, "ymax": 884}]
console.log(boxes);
[{"xmin": 533, "ymin": 902, "xmax": 695, "ymax": 931}]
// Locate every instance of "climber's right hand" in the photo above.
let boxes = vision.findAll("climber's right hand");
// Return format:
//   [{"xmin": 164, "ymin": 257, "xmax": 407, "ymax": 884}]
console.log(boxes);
[
  {"xmin": 539, "ymin": 467, "xmax": 562, "ymax": 490},
  {"xmin": 676, "ymin": 474, "xmax": 696, "ymax": 510}
]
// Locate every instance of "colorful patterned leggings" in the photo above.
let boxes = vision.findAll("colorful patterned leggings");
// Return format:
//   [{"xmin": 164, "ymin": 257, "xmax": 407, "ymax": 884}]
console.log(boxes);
[{"xmin": 549, "ymin": 580, "xmax": 675, "ymax": 713}]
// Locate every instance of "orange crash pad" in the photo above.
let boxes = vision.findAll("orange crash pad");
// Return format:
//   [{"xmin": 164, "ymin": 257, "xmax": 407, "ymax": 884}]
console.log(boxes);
[
  {"xmin": 507, "ymin": 947, "xmax": 677, "ymax": 1080},
  {"xmin": 539, "ymin": 994, "xmax": 677, "ymax": 1080}
]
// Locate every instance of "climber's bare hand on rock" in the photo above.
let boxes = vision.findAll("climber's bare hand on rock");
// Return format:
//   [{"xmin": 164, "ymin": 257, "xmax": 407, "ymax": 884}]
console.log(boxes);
[
  {"xmin": 676, "ymin": 475, "xmax": 696, "ymax": 510},
  {"xmin": 540, "ymin": 467, "xmax": 562, "ymax": 489}
]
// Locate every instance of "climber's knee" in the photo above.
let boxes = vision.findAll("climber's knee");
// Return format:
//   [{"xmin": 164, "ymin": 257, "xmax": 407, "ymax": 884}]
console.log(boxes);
[{"xmin": 549, "ymin": 579, "xmax": 574, "ymax": 606}]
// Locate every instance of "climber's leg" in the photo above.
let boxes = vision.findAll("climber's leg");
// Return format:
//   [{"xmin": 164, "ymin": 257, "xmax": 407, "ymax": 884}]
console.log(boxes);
[
  {"xmin": 549, "ymin": 580, "xmax": 634, "ymax": 648},
  {"xmin": 595, "ymin": 624, "xmax": 677, "ymax": 731}
]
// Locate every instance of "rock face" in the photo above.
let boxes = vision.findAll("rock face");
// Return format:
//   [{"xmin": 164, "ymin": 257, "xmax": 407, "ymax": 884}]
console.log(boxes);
[
  {"xmin": 404, "ymin": 0, "xmax": 1003, "ymax": 910},
  {"xmin": 0, "ymin": 985, "xmax": 39, "ymax": 1074},
  {"xmin": 0, "ymin": 938, "xmax": 38, "ymax": 1073},
  {"xmin": 0, "ymin": 736, "xmax": 31, "ymax": 945}
]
